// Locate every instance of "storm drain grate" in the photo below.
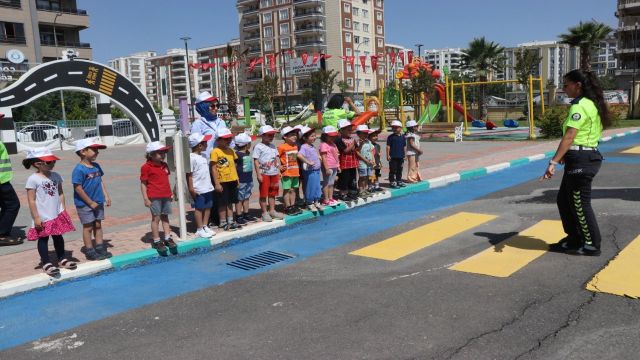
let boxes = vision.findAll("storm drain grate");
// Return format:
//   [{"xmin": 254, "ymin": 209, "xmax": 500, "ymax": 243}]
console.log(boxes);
[{"xmin": 227, "ymin": 251, "xmax": 294, "ymax": 271}]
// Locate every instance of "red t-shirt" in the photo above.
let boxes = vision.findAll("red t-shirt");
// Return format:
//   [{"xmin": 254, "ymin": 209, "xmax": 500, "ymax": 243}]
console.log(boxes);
[{"xmin": 140, "ymin": 160, "xmax": 172, "ymax": 199}]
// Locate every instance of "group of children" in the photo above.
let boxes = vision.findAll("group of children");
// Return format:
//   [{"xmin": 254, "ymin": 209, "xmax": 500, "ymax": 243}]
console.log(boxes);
[{"xmin": 24, "ymin": 118, "xmax": 424, "ymax": 275}]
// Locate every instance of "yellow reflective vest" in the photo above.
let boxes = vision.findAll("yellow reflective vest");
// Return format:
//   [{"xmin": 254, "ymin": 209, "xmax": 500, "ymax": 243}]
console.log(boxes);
[{"xmin": 0, "ymin": 142, "xmax": 13, "ymax": 184}]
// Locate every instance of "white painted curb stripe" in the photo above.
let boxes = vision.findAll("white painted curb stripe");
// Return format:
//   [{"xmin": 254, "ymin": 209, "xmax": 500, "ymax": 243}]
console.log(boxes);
[{"xmin": 486, "ymin": 162, "xmax": 511, "ymax": 173}]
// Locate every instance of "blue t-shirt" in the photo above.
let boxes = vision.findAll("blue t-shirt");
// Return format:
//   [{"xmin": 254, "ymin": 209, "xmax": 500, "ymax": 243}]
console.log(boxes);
[
  {"xmin": 235, "ymin": 150, "xmax": 253, "ymax": 184},
  {"xmin": 72, "ymin": 162, "xmax": 105, "ymax": 207},
  {"xmin": 386, "ymin": 133, "xmax": 406, "ymax": 159}
]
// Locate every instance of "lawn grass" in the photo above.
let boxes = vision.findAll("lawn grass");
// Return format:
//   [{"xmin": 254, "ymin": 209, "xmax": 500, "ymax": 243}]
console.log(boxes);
[{"xmin": 612, "ymin": 119, "xmax": 640, "ymax": 128}]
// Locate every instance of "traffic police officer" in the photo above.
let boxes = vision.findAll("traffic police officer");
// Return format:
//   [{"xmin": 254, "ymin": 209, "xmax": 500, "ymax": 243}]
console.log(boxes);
[
  {"xmin": 542, "ymin": 69, "xmax": 610, "ymax": 256},
  {"xmin": 0, "ymin": 129, "xmax": 22, "ymax": 246}
]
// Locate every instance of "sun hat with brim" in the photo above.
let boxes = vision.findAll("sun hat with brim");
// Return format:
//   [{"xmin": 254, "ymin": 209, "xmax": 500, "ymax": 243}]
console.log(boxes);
[
  {"xmin": 217, "ymin": 128, "xmax": 234, "ymax": 139},
  {"xmin": 26, "ymin": 147, "xmax": 60, "ymax": 162},
  {"xmin": 390, "ymin": 120, "xmax": 403, "ymax": 127},
  {"xmin": 368, "ymin": 127, "xmax": 381, "ymax": 134},
  {"xmin": 356, "ymin": 124, "xmax": 372, "ymax": 133},
  {"xmin": 234, "ymin": 133, "xmax": 252, "ymax": 146},
  {"xmin": 188, "ymin": 133, "xmax": 213, "ymax": 148},
  {"xmin": 195, "ymin": 91, "xmax": 218, "ymax": 104},
  {"xmin": 258, "ymin": 125, "xmax": 278, "ymax": 136},
  {"xmin": 146, "ymin": 141, "xmax": 172, "ymax": 153},
  {"xmin": 406, "ymin": 120, "xmax": 418, "ymax": 128},
  {"xmin": 322, "ymin": 126, "xmax": 339, "ymax": 136},
  {"xmin": 337, "ymin": 119, "xmax": 352, "ymax": 129},
  {"xmin": 293, "ymin": 124, "xmax": 304, "ymax": 132},
  {"xmin": 280, "ymin": 126, "xmax": 296, "ymax": 137},
  {"xmin": 75, "ymin": 138, "xmax": 107, "ymax": 152}
]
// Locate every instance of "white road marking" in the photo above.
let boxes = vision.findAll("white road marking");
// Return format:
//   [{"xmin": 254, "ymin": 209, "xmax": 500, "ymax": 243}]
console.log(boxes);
[
  {"xmin": 43, "ymin": 74, "xmax": 58, "ymax": 82},
  {"xmin": 135, "ymin": 99, "xmax": 144, "ymax": 108},
  {"xmin": 146, "ymin": 113, "xmax": 152, "ymax": 123},
  {"xmin": 31, "ymin": 333, "xmax": 84, "ymax": 352},
  {"xmin": 68, "ymin": 71, "xmax": 83, "ymax": 75},
  {"xmin": 118, "ymin": 87, "xmax": 129, "ymax": 95},
  {"xmin": 151, "ymin": 128, "xmax": 156, "ymax": 139},
  {"xmin": 0, "ymin": 95, "xmax": 15, "ymax": 101},
  {"xmin": 25, "ymin": 83, "xmax": 37, "ymax": 91}
]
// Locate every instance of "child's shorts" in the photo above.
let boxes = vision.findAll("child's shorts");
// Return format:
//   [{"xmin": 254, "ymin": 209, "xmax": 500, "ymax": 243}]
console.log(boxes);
[
  {"xmin": 216, "ymin": 181, "xmax": 238, "ymax": 206},
  {"xmin": 281, "ymin": 176, "xmax": 299, "ymax": 190},
  {"xmin": 150, "ymin": 198, "xmax": 172, "ymax": 216},
  {"xmin": 323, "ymin": 168, "xmax": 338, "ymax": 187},
  {"xmin": 237, "ymin": 181, "xmax": 253, "ymax": 201},
  {"xmin": 76, "ymin": 204, "xmax": 105, "ymax": 225},
  {"xmin": 193, "ymin": 191, "xmax": 214, "ymax": 210},
  {"xmin": 358, "ymin": 167, "xmax": 374, "ymax": 177},
  {"xmin": 259, "ymin": 174, "xmax": 280, "ymax": 198}
]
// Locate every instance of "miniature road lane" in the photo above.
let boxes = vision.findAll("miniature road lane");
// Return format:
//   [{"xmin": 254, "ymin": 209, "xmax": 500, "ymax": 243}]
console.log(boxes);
[{"xmin": 1, "ymin": 134, "xmax": 640, "ymax": 359}]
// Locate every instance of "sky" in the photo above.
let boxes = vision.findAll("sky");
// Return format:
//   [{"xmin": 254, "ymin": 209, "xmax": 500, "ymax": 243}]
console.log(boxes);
[{"xmin": 82, "ymin": 0, "xmax": 618, "ymax": 64}]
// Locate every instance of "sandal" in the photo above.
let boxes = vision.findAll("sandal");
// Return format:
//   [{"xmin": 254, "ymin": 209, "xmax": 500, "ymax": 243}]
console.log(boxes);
[
  {"xmin": 0, "ymin": 236, "xmax": 24, "ymax": 246},
  {"xmin": 42, "ymin": 263, "xmax": 60, "ymax": 276},
  {"xmin": 59, "ymin": 259, "xmax": 78, "ymax": 270}
]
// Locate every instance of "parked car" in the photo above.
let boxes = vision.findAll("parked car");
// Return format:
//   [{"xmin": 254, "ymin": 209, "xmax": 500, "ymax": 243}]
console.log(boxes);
[
  {"xmin": 85, "ymin": 119, "xmax": 140, "ymax": 138},
  {"xmin": 16, "ymin": 124, "xmax": 72, "ymax": 142}
]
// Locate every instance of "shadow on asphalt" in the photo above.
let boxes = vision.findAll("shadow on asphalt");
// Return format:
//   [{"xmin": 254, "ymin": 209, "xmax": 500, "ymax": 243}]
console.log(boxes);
[
  {"xmin": 514, "ymin": 188, "xmax": 640, "ymax": 204},
  {"xmin": 474, "ymin": 232, "xmax": 549, "ymax": 252}
]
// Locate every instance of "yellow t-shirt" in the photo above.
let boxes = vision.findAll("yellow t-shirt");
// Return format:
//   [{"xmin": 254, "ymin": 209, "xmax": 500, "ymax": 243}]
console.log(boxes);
[
  {"xmin": 562, "ymin": 97, "xmax": 603, "ymax": 148},
  {"xmin": 210, "ymin": 147, "xmax": 238, "ymax": 183}
]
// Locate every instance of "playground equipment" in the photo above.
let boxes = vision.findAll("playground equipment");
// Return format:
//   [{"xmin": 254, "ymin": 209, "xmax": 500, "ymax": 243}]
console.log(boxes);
[{"xmin": 351, "ymin": 96, "xmax": 381, "ymax": 127}]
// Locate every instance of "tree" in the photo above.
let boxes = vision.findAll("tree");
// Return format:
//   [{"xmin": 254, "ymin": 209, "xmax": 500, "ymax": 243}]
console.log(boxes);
[
  {"xmin": 336, "ymin": 80, "xmax": 349, "ymax": 94},
  {"xmin": 514, "ymin": 48, "xmax": 543, "ymax": 118},
  {"xmin": 559, "ymin": 21, "xmax": 613, "ymax": 71},
  {"xmin": 310, "ymin": 69, "xmax": 338, "ymax": 110},
  {"xmin": 598, "ymin": 74, "xmax": 617, "ymax": 90},
  {"xmin": 11, "ymin": 91, "xmax": 96, "ymax": 122},
  {"xmin": 462, "ymin": 37, "xmax": 505, "ymax": 119},
  {"xmin": 225, "ymin": 43, "xmax": 249, "ymax": 118},
  {"xmin": 253, "ymin": 75, "xmax": 279, "ymax": 122}
]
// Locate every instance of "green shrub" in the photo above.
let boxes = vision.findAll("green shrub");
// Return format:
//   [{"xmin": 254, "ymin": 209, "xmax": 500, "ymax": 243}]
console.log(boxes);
[{"xmin": 537, "ymin": 106, "xmax": 568, "ymax": 138}]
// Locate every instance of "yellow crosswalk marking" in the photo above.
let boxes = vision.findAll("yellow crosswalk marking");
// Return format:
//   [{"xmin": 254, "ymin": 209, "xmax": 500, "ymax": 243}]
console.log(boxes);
[
  {"xmin": 449, "ymin": 220, "xmax": 564, "ymax": 278},
  {"xmin": 586, "ymin": 235, "xmax": 640, "ymax": 299},
  {"xmin": 622, "ymin": 146, "xmax": 640, "ymax": 154},
  {"xmin": 349, "ymin": 212, "xmax": 497, "ymax": 261}
]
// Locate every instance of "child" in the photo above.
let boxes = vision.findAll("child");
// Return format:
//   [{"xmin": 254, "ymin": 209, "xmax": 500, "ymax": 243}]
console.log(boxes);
[
  {"xmin": 386, "ymin": 120, "xmax": 407, "ymax": 189},
  {"xmin": 72, "ymin": 139, "xmax": 111, "ymax": 260},
  {"xmin": 253, "ymin": 125, "xmax": 284, "ymax": 222},
  {"xmin": 297, "ymin": 127, "xmax": 324, "ymax": 211},
  {"xmin": 355, "ymin": 124, "xmax": 375, "ymax": 197},
  {"xmin": 24, "ymin": 148, "xmax": 76, "ymax": 276},
  {"xmin": 211, "ymin": 128, "xmax": 241, "ymax": 231},
  {"xmin": 335, "ymin": 119, "xmax": 359, "ymax": 201},
  {"xmin": 368, "ymin": 128, "xmax": 384, "ymax": 192},
  {"xmin": 141, "ymin": 141, "xmax": 177, "ymax": 251},
  {"xmin": 187, "ymin": 133, "xmax": 216, "ymax": 238},
  {"xmin": 278, "ymin": 126, "xmax": 302, "ymax": 215},
  {"xmin": 320, "ymin": 126, "xmax": 341, "ymax": 206},
  {"xmin": 405, "ymin": 120, "xmax": 423, "ymax": 183},
  {"xmin": 234, "ymin": 132, "xmax": 257, "ymax": 225}
]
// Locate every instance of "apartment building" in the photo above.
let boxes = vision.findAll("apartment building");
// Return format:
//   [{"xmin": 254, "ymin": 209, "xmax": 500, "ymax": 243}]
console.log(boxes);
[
  {"xmin": 503, "ymin": 41, "xmax": 580, "ymax": 89},
  {"xmin": 196, "ymin": 40, "xmax": 240, "ymax": 104},
  {"xmin": 236, "ymin": 0, "xmax": 385, "ymax": 103},
  {"xmin": 592, "ymin": 35, "xmax": 617, "ymax": 76},
  {"xmin": 615, "ymin": 0, "xmax": 640, "ymax": 88},
  {"xmin": 384, "ymin": 43, "xmax": 408, "ymax": 84},
  {"xmin": 145, "ymin": 49, "xmax": 199, "ymax": 111},
  {"xmin": 0, "ymin": 0, "xmax": 91, "ymax": 76},
  {"xmin": 108, "ymin": 51, "xmax": 157, "ymax": 95},
  {"xmin": 424, "ymin": 48, "xmax": 465, "ymax": 74}
]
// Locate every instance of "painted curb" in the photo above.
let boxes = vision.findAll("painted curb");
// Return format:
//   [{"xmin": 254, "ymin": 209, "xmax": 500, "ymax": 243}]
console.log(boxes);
[{"xmin": 1, "ymin": 128, "xmax": 637, "ymax": 299}]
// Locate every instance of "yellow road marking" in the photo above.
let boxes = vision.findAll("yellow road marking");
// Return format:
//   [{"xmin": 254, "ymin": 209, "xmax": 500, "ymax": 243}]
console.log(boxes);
[
  {"xmin": 349, "ymin": 212, "xmax": 497, "ymax": 261},
  {"xmin": 449, "ymin": 220, "xmax": 564, "ymax": 278},
  {"xmin": 586, "ymin": 235, "xmax": 640, "ymax": 299},
  {"xmin": 622, "ymin": 146, "xmax": 640, "ymax": 154}
]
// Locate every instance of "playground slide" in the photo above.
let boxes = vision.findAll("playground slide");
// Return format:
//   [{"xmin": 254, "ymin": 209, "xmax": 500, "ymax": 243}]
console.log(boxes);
[
  {"xmin": 351, "ymin": 111, "xmax": 378, "ymax": 127},
  {"xmin": 433, "ymin": 83, "xmax": 475, "ymax": 122},
  {"xmin": 452, "ymin": 102, "xmax": 475, "ymax": 122},
  {"xmin": 418, "ymin": 102, "xmax": 442, "ymax": 125},
  {"xmin": 292, "ymin": 103, "xmax": 314, "ymax": 122}
]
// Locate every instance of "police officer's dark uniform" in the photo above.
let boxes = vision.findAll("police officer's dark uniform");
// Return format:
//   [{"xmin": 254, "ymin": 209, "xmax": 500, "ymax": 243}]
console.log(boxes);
[{"xmin": 551, "ymin": 96, "xmax": 604, "ymax": 255}]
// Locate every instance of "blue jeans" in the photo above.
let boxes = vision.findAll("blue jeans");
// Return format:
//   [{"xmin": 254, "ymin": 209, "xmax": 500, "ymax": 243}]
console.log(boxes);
[{"xmin": 302, "ymin": 169, "xmax": 322, "ymax": 203}]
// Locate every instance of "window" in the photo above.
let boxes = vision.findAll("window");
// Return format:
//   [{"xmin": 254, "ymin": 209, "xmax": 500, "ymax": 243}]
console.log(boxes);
[
  {"xmin": 347, "ymin": 64, "xmax": 353, "ymax": 72},
  {"xmin": 352, "ymin": 7, "xmax": 359, "ymax": 16},
  {"xmin": 345, "ymin": 33, "xmax": 352, "ymax": 43},
  {"xmin": 346, "ymin": 48, "xmax": 353, "ymax": 56},
  {"xmin": 353, "ymin": 22, "xmax": 360, "ymax": 30},
  {"xmin": 363, "ymin": 37, "xmax": 370, "ymax": 45},
  {"xmin": 280, "ymin": 23, "xmax": 289, "ymax": 35},
  {"xmin": 36, "ymin": 0, "xmax": 60, "ymax": 11},
  {"xmin": 263, "ymin": 26, "xmax": 273, "ymax": 37},
  {"xmin": 347, "ymin": 78, "xmax": 353, "ymax": 86},
  {"xmin": 376, "ymin": 0, "xmax": 382, "ymax": 7},
  {"xmin": 345, "ymin": 18, "xmax": 351, "ymax": 28},
  {"xmin": 365, "ymin": 79, "xmax": 371, "ymax": 87},
  {"xmin": 279, "ymin": 9, "xmax": 289, "ymax": 20},
  {"xmin": 276, "ymin": 0, "xmax": 289, "ymax": 4},
  {"xmin": 354, "ymin": 35, "xmax": 360, "ymax": 44},
  {"xmin": 263, "ymin": 13, "xmax": 272, "ymax": 23},
  {"xmin": 362, "ymin": 9, "xmax": 368, "ymax": 17},
  {"xmin": 363, "ymin": 24, "xmax": 369, "ymax": 33},
  {"xmin": 344, "ymin": 2, "xmax": 350, "ymax": 12},
  {"xmin": 283, "ymin": 79, "xmax": 292, "ymax": 92},
  {"xmin": 280, "ymin": 37, "xmax": 290, "ymax": 48},
  {"xmin": 378, "ymin": 65, "xmax": 384, "ymax": 74},
  {"xmin": 376, "ymin": 25, "xmax": 383, "ymax": 35},
  {"xmin": 377, "ymin": 38, "xmax": 383, "ymax": 47},
  {"xmin": 264, "ymin": 40, "xmax": 273, "ymax": 51},
  {"xmin": 0, "ymin": 21, "xmax": 26, "ymax": 44},
  {"xmin": 376, "ymin": 11, "xmax": 382, "ymax": 21},
  {"xmin": 260, "ymin": 0, "xmax": 272, "ymax": 7}
]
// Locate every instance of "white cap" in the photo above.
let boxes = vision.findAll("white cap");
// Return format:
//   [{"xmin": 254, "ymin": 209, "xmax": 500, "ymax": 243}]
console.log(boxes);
[
  {"xmin": 195, "ymin": 91, "xmax": 218, "ymax": 104},
  {"xmin": 390, "ymin": 120, "xmax": 403, "ymax": 127},
  {"xmin": 146, "ymin": 141, "xmax": 172, "ymax": 153},
  {"xmin": 280, "ymin": 126, "xmax": 296, "ymax": 136},
  {"xmin": 369, "ymin": 127, "xmax": 381, "ymax": 134},
  {"xmin": 293, "ymin": 124, "xmax": 304, "ymax": 132},
  {"xmin": 337, "ymin": 119, "xmax": 352, "ymax": 129},
  {"xmin": 356, "ymin": 124, "xmax": 371, "ymax": 133},
  {"xmin": 188, "ymin": 133, "xmax": 213, "ymax": 148},
  {"xmin": 300, "ymin": 125, "xmax": 314, "ymax": 135},
  {"xmin": 258, "ymin": 125, "xmax": 278, "ymax": 135},
  {"xmin": 75, "ymin": 138, "xmax": 107, "ymax": 152},
  {"xmin": 25, "ymin": 147, "xmax": 60, "ymax": 161},
  {"xmin": 406, "ymin": 120, "xmax": 418, "ymax": 128},
  {"xmin": 217, "ymin": 127, "xmax": 234, "ymax": 139},
  {"xmin": 322, "ymin": 126, "xmax": 339, "ymax": 136},
  {"xmin": 234, "ymin": 132, "xmax": 252, "ymax": 146}
]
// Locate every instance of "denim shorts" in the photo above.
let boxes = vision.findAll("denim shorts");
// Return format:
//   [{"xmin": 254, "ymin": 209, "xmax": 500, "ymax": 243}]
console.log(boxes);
[
  {"xmin": 323, "ymin": 168, "xmax": 338, "ymax": 187},
  {"xmin": 358, "ymin": 167, "xmax": 374, "ymax": 177},
  {"xmin": 150, "ymin": 198, "xmax": 172, "ymax": 216},
  {"xmin": 237, "ymin": 181, "xmax": 253, "ymax": 201},
  {"xmin": 76, "ymin": 204, "xmax": 105, "ymax": 225},
  {"xmin": 193, "ymin": 191, "xmax": 214, "ymax": 210}
]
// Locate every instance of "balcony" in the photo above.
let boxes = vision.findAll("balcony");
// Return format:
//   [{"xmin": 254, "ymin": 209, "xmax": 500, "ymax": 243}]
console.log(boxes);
[
  {"xmin": 618, "ymin": 0, "xmax": 640, "ymax": 15},
  {"xmin": 247, "ymin": 47, "xmax": 262, "ymax": 55},
  {"xmin": 0, "ymin": 35, "xmax": 27, "ymax": 45},
  {"xmin": 37, "ymin": 9, "xmax": 89, "ymax": 29},
  {"xmin": 0, "ymin": 0, "xmax": 21, "ymax": 9},
  {"xmin": 244, "ymin": 33, "xmax": 261, "ymax": 41},
  {"xmin": 243, "ymin": 20, "xmax": 260, "ymax": 29},
  {"xmin": 295, "ymin": 25, "xmax": 324, "ymax": 34},
  {"xmin": 294, "ymin": 0, "xmax": 325, "ymax": 7},
  {"xmin": 294, "ymin": 10, "xmax": 324, "ymax": 20},
  {"xmin": 36, "ymin": 3, "xmax": 88, "ymax": 15},
  {"xmin": 237, "ymin": 0, "xmax": 259, "ymax": 4},
  {"xmin": 242, "ymin": 6, "xmax": 259, "ymax": 14}
]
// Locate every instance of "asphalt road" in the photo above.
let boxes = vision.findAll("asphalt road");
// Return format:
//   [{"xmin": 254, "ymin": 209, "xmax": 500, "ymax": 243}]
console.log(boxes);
[{"xmin": 1, "ymin": 135, "xmax": 639, "ymax": 359}]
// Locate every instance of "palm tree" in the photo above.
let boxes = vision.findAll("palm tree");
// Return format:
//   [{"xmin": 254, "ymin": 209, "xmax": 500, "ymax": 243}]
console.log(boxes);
[
  {"xmin": 559, "ymin": 21, "xmax": 613, "ymax": 71},
  {"xmin": 462, "ymin": 37, "xmax": 505, "ymax": 119}
]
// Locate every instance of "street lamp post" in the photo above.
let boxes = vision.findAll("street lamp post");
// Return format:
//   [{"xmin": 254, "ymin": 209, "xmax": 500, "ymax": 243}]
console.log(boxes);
[
  {"xmin": 282, "ymin": 48, "xmax": 290, "ymax": 123},
  {"xmin": 180, "ymin": 36, "xmax": 195, "ymax": 121},
  {"xmin": 53, "ymin": 13, "xmax": 66, "ymax": 122},
  {"xmin": 354, "ymin": 42, "xmax": 365, "ymax": 99},
  {"xmin": 415, "ymin": 43, "xmax": 423, "ymax": 59},
  {"xmin": 633, "ymin": 23, "xmax": 638, "ymax": 118}
]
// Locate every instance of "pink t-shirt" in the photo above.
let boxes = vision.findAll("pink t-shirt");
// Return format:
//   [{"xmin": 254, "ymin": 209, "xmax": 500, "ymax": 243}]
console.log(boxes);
[{"xmin": 320, "ymin": 142, "xmax": 340, "ymax": 169}]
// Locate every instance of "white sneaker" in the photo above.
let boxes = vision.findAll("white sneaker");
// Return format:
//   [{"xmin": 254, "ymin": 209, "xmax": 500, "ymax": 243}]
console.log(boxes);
[
  {"xmin": 204, "ymin": 226, "xmax": 216, "ymax": 237},
  {"xmin": 195, "ymin": 228, "xmax": 209, "ymax": 238}
]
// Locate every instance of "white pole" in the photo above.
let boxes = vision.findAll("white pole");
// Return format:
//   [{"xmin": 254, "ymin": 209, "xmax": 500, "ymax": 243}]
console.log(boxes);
[{"xmin": 173, "ymin": 131, "xmax": 188, "ymax": 241}]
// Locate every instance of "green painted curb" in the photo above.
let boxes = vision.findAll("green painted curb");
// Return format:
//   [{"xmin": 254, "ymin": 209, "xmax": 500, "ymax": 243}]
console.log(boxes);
[
  {"xmin": 509, "ymin": 158, "xmax": 530, "ymax": 167},
  {"xmin": 285, "ymin": 203, "xmax": 348, "ymax": 225},
  {"xmin": 110, "ymin": 249, "xmax": 159, "ymax": 268},
  {"xmin": 177, "ymin": 238, "xmax": 212, "ymax": 253},
  {"xmin": 459, "ymin": 168, "xmax": 488, "ymax": 180},
  {"xmin": 389, "ymin": 182, "xmax": 428, "ymax": 197},
  {"xmin": 544, "ymin": 150, "xmax": 555, "ymax": 157}
]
